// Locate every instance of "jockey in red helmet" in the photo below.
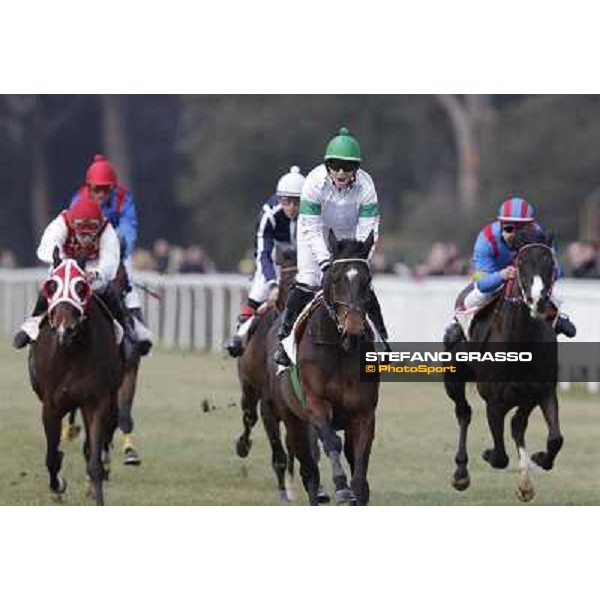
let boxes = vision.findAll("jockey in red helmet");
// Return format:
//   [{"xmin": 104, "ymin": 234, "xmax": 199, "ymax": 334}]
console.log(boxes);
[
  {"xmin": 12, "ymin": 196, "xmax": 133, "ymax": 356},
  {"xmin": 69, "ymin": 154, "xmax": 153, "ymax": 355}
]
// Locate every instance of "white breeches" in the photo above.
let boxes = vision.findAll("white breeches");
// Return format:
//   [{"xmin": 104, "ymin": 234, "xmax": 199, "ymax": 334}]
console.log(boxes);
[
  {"xmin": 123, "ymin": 256, "xmax": 142, "ymax": 309},
  {"xmin": 296, "ymin": 240, "xmax": 322, "ymax": 288}
]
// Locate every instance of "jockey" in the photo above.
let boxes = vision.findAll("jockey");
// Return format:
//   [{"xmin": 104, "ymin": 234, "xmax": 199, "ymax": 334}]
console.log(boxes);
[
  {"xmin": 443, "ymin": 195, "xmax": 576, "ymax": 346},
  {"xmin": 274, "ymin": 127, "xmax": 387, "ymax": 367},
  {"xmin": 68, "ymin": 154, "xmax": 153, "ymax": 355},
  {"xmin": 12, "ymin": 196, "xmax": 134, "ymax": 356},
  {"xmin": 226, "ymin": 166, "xmax": 304, "ymax": 357}
]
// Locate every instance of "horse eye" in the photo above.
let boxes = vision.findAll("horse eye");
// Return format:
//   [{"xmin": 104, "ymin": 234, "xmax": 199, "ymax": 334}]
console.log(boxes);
[
  {"xmin": 44, "ymin": 281, "xmax": 57, "ymax": 297},
  {"xmin": 75, "ymin": 281, "xmax": 89, "ymax": 300}
]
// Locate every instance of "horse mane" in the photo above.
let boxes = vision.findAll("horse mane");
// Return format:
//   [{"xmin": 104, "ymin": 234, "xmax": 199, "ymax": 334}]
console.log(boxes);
[{"xmin": 513, "ymin": 228, "xmax": 552, "ymax": 250}]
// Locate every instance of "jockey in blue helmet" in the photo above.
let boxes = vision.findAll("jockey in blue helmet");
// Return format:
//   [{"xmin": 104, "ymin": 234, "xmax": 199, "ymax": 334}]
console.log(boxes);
[{"xmin": 444, "ymin": 195, "xmax": 576, "ymax": 346}]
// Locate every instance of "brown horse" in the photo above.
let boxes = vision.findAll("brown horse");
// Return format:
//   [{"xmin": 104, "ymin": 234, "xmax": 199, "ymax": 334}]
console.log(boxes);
[
  {"xmin": 62, "ymin": 261, "xmax": 144, "ymax": 467},
  {"xmin": 112, "ymin": 261, "xmax": 144, "ymax": 465},
  {"xmin": 29, "ymin": 250, "xmax": 123, "ymax": 505},
  {"xmin": 444, "ymin": 228, "xmax": 562, "ymax": 502},
  {"xmin": 235, "ymin": 250, "xmax": 301, "ymax": 501},
  {"xmin": 274, "ymin": 231, "xmax": 380, "ymax": 505}
]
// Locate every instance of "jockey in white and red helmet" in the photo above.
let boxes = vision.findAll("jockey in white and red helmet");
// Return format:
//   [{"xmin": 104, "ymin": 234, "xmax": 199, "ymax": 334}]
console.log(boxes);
[
  {"xmin": 12, "ymin": 198, "xmax": 133, "ymax": 352},
  {"xmin": 225, "ymin": 166, "xmax": 304, "ymax": 357},
  {"xmin": 68, "ymin": 154, "xmax": 153, "ymax": 355}
]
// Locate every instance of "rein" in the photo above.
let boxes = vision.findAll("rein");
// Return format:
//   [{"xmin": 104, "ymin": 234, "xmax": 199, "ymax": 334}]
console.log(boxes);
[{"xmin": 512, "ymin": 242, "xmax": 557, "ymax": 306}]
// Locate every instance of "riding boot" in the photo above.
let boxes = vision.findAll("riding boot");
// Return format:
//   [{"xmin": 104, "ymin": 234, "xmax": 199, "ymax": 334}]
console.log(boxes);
[
  {"xmin": 554, "ymin": 313, "xmax": 577, "ymax": 338},
  {"xmin": 274, "ymin": 284, "xmax": 314, "ymax": 367},
  {"xmin": 13, "ymin": 292, "xmax": 48, "ymax": 349},
  {"xmin": 365, "ymin": 288, "xmax": 388, "ymax": 340},
  {"xmin": 130, "ymin": 307, "xmax": 153, "ymax": 356},
  {"xmin": 443, "ymin": 319, "xmax": 465, "ymax": 350},
  {"xmin": 226, "ymin": 300, "xmax": 259, "ymax": 358},
  {"xmin": 99, "ymin": 286, "xmax": 135, "ymax": 361}
]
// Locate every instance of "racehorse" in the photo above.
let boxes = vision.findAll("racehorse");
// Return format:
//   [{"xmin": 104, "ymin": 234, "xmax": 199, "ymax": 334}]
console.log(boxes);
[
  {"xmin": 274, "ymin": 231, "xmax": 380, "ymax": 505},
  {"xmin": 61, "ymin": 261, "xmax": 144, "ymax": 467},
  {"xmin": 235, "ymin": 249, "xmax": 301, "ymax": 501},
  {"xmin": 112, "ymin": 261, "xmax": 144, "ymax": 465},
  {"xmin": 444, "ymin": 228, "xmax": 562, "ymax": 502},
  {"xmin": 28, "ymin": 249, "xmax": 123, "ymax": 505}
]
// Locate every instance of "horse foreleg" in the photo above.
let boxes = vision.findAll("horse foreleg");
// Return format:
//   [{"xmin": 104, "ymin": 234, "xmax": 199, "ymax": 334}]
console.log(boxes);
[
  {"xmin": 260, "ymin": 398, "xmax": 290, "ymax": 502},
  {"xmin": 482, "ymin": 402, "xmax": 509, "ymax": 469},
  {"xmin": 281, "ymin": 409, "xmax": 320, "ymax": 505},
  {"xmin": 510, "ymin": 404, "xmax": 537, "ymax": 503},
  {"xmin": 532, "ymin": 390, "xmax": 564, "ymax": 471},
  {"xmin": 83, "ymin": 403, "xmax": 110, "ymax": 506},
  {"xmin": 348, "ymin": 412, "xmax": 375, "ymax": 506},
  {"xmin": 444, "ymin": 379, "xmax": 472, "ymax": 491},
  {"xmin": 42, "ymin": 402, "xmax": 67, "ymax": 495},
  {"xmin": 235, "ymin": 383, "xmax": 259, "ymax": 458},
  {"xmin": 310, "ymin": 400, "xmax": 353, "ymax": 505},
  {"xmin": 119, "ymin": 367, "xmax": 142, "ymax": 466}
]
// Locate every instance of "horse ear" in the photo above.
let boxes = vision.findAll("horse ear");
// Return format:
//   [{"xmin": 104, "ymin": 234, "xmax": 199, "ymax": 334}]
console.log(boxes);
[
  {"xmin": 327, "ymin": 229, "xmax": 338, "ymax": 254},
  {"xmin": 52, "ymin": 246, "xmax": 61, "ymax": 268},
  {"xmin": 362, "ymin": 231, "xmax": 375, "ymax": 258}
]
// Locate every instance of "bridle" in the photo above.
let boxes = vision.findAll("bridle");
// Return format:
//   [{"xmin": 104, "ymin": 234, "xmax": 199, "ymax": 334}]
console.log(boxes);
[
  {"xmin": 326, "ymin": 257, "xmax": 371, "ymax": 335},
  {"xmin": 510, "ymin": 242, "xmax": 557, "ymax": 309}
]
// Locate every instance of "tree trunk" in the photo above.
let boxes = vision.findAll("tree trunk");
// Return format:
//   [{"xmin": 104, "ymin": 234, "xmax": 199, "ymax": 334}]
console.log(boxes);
[
  {"xmin": 99, "ymin": 95, "xmax": 132, "ymax": 188},
  {"xmin": 436, "ymin": 94, "xmax": 480, "ymax": 215},
  {"xmin": 30, "ymin": 102, "xmax": 50, "ymax": 240}
]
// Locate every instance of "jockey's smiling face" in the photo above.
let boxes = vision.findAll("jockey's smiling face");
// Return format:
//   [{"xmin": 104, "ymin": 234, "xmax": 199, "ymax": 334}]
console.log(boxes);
[
  {"xmin": 279, "ymin": 196, "xmax": 300, "ymax": 220},
  {"xmin": 326, "ymin": 159, "xmax": 359, "ymax": 190},
  {"xmin": 88, "ymin": 184, "xmax": 113, "ymax": 206}
]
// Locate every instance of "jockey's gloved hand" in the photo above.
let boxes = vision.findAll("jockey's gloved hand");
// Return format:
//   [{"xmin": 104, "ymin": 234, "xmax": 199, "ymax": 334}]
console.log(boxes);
[
  {"xmin": 87, "ymin": 269, "xmax": 106, "ymax": 291},
  {"xmin": 267, "ymin": 282, "xmax": 279, "ymax": 304}
]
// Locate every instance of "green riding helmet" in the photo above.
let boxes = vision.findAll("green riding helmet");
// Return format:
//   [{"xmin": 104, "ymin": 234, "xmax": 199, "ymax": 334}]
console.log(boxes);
[{"xmin": 324, "ymin": 127, "xmax": 361, "ymax": 163}]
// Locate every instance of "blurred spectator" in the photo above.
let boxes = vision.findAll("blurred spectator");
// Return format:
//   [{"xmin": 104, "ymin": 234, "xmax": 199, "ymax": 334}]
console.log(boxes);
[
  {"xmin": 371, "ymin": 241, "xmax": 389, "ymax": 274},
  {"xmin": 152, "ymin": 238, "xmax": 171, "ymax": 274},
  {"xmin": 566, "ymin": 241, "xmax": 600, "ymax": 278},
  {"xmin": 180, "ymin": 245, "xmax": 217, "ymax": 274},
  {"xmin": 0, "ymin": 249, "xmax": 17, "ymax": 268},
  {"xmin": 238, "ymin": 248, "xmax": 255, "ymax": 276},
  {"xmin": 414, "ymin": 242, "xmax": 468, "ymax": 277},
  {"xmin": 132, "ymin": 248, "xmax": 157, "ymax": 271}
]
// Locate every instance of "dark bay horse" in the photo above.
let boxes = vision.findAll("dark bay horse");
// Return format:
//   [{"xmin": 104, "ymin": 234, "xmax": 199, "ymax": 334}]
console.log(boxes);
[
  {"xmin": 275, "ymin": 231, "xmax": 380, "ymax": 505},
  {"xmin": 235, "ymin": 250, "xmax": 301, "ymax": 501},
  {"xmin": 62, "ymin": 261, "xmax": 144, "ymax": 467},
  {"xmin": 29, "ymin": 251, "xmax": 123, "ymax": 505},
  {"xmin": 444, "ymin": 229, "xmax": 562, "ymax": 502}
]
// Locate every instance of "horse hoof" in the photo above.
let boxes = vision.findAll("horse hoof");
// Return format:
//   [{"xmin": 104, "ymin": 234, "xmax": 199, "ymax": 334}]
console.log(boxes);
[
  {"xmin": 482, "ymin": 449, "xmax": 509, "ymax": 469},
  {"xmin": 236, "ymin": 437, "xmax": 252, "ymax": 458},
  {"xmin": 516, "ymin": 484, "xmax": 536, "ymax": 503},
  {"xmin": 531, "ymin": 452, "xmax": 552, "ymax": 471},
  {"xmin": 123, "ymin": 447, "xmax": 141, "ymax": 466},
  {"xmin": 317, "ymin": 486, "xmax": 331, "ymax": 504},
  {"xmin": 61, "ymin": 424, "xmax": 81, "ymax": 443},
  {"xmin": 278, "ymin": 490, "xmax": 291, "ymax": 503},
  {"xmin": 452, "ymin": 475, "xmax": 471, "ymax": 492},
  {"xmin": 51, "ymin": 476, "xmax": 67, "ymax": 495},
  {"xmin": 335, "ymin": 488, "xmax": 357, "ymax": 505}
]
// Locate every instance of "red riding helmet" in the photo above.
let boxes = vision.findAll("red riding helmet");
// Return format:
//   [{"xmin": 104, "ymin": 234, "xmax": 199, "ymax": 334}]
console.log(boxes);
[
  {"xmin": 68, "ymin": 197, "xmax": 104, "ymax": 233},
  {"xmin": 86, "ymin": 154, "xmax": 118, "ymax": 187}
]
